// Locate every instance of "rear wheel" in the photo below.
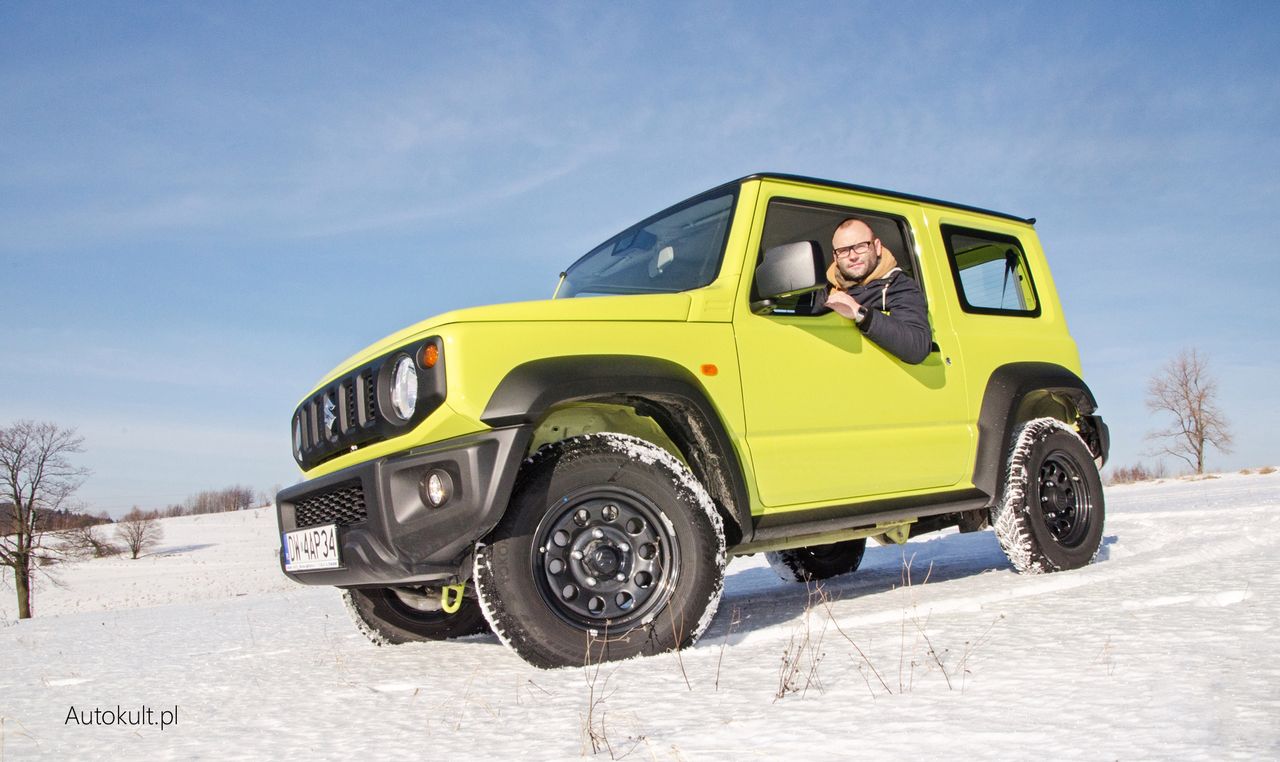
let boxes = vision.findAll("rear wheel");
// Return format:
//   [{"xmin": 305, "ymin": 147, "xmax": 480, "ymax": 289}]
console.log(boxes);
[
  {"xmin": 344, "ymin": 585, "xmax": 489, "ymax": 645},
  {"xmin": 474, "ymin": 434, "xmax": 726, "ymax": 668},
  {"xmin": 991, "ymin": 418, "xmax": 1105, "ymax": 574},
  {"xmin": 766, "ymin": 537, "xmax": 867, "ymax": 582}
]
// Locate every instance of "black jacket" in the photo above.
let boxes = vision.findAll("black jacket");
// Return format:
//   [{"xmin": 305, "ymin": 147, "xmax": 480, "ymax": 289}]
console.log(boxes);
[{"xmin": 820, "ymin": 270, "xmax": 932, "ymax": 364}]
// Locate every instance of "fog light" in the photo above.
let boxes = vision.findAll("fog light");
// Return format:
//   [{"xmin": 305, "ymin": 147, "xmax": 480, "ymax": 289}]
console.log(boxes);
[{"xmin": 421, "ymin": 469, "xmax": 453, "ymax": 508}]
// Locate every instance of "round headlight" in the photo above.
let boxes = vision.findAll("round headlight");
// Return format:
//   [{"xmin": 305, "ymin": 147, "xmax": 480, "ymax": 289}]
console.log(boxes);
[
  {"xmin": 293, "ymin": 416, "xmax": 303, "ymax": 459},
  {"xmin": 390, "ymin": 355, "xmax": 418, "ymax": 420}
]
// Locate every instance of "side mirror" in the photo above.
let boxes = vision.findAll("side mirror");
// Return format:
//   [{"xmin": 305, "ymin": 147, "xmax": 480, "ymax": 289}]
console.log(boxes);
[{"xmin": 751, "ymin": 241, "xmax": 824, "ymax": 314}]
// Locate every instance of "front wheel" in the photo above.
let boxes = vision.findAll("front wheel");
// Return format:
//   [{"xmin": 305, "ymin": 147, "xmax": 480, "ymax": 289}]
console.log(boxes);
[
  {"xmin": 474, "ymin": 434, "xmax": 726, "ymax": 668},
  {"xmin": 344, "ymin": 585, "xmax": 489, "ymax": 645},
  {"xmin": 991, "ymin": 418, "xmax": 1105, "ymax": 574}
]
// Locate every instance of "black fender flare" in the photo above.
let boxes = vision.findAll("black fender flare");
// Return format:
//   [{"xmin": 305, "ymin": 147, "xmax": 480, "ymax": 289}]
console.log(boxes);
[
  {"xmin": 974, "ymin": 362, "xmax": 1104, "ymax": 500},
  {"xmin": 481, "ymin": 355, "xmax": 753, "ymax": 544}
]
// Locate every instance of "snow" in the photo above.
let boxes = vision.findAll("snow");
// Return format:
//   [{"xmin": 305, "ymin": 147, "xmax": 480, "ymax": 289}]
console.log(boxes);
[{"xmin": 3, "ymin": 472, "xmax": 1279, "ymax": 758}]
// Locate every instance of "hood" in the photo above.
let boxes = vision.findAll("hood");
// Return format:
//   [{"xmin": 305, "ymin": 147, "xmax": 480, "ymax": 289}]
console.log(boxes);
[{"xmin": 312, "ymin": 292, "xmax": 692, "ymax": 391}]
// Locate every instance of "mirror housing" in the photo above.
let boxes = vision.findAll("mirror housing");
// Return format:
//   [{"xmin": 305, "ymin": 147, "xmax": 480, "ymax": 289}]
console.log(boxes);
[{"xmin": 752, "ymin": 241, "xmax": 825, "ymax": 313}]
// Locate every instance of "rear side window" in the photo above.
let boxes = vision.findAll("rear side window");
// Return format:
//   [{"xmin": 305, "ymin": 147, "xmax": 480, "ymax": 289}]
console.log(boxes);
[{"xmin": 942, "ymin": 225, "xmax": 1040, "ymax": 316}]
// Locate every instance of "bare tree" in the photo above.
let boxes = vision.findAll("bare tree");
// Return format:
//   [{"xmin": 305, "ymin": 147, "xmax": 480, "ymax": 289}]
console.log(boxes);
[
  {"xmin": 1146, "ymin": 348, "xmax": 1234, "ymax": 474},
  {"xmin": 0, "ymin": 420, "xmax": 89, "ymax": 619},
  {"xmin": 62, "ymin": 523, "xmax": 120, "ymax": 559},
  {"xmin": 115, "ymin": 507, "xmax": 164, "ymax": 559},
  {"xmin": 184, "ymin": 485, "xmax": 256, "ymax": 515}
]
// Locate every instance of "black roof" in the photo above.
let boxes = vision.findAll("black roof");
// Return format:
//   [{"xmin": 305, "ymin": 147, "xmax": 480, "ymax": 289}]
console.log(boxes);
[{"xmin": 737, "ymin": 172, "xmax": 1034, "ymax": 225}]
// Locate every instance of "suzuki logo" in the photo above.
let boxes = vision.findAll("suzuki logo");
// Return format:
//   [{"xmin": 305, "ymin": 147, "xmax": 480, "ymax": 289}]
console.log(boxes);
[{"xmin": 323, "ymin": 394, "xmax": 337, "ymax": 434}]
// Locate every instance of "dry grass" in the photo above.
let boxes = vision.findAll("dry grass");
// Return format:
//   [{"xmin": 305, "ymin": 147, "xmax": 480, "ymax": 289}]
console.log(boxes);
[
  {"xmin": 773, "ymin": 554, "xmax": 1002, "ymax": 701},
  {"xmin": 774, "ymin": 581, "xmax": 828, "ymax": 701},
  {"xmin": 579, "ymin": 628, "xmax": 646, "ymax": 760},
  {"xmin": 1106, "ymin": 461, "xmax": 1167, "ymax": 485}
]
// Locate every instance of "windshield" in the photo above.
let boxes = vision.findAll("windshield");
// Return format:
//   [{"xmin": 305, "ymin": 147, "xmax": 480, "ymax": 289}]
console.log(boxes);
[{"xmin": 558, "ymin": 190, "xmax": 736, "ymax": 297}]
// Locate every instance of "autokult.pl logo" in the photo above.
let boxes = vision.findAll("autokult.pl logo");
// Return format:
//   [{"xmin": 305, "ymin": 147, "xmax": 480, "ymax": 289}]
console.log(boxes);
[{"xmin": 64, "ymin": 704, "xmax": 179, "ymax": 730}]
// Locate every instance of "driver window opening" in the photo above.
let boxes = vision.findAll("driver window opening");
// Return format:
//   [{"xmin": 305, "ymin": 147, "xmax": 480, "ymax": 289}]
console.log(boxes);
[{"xmin": 757, "ymin": 199, "xmax": 921, "ymax": 316}]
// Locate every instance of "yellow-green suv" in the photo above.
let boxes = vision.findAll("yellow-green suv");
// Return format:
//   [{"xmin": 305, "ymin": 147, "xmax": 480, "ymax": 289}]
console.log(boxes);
[{"xmin": 276, "ymin": 174, "xmax": 1110, "ymax": 668}]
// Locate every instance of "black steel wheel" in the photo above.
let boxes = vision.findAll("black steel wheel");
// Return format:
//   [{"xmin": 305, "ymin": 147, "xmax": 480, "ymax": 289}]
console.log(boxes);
[
  {"xmin": 343, "ymin": 585, "xmax": 490, "ymax": 645},
  {"xmin": 766, "ymin": 537, "xmax": 867, "ymax": 583},
  {"xmin": 474, "ymin": 434, "xmax": 726, "ymax": 668},
  {"xmin": 1036, "ymin": 452, "xmax": 1095, "ymax": 548},
  {"xmin": 991, "ymin": 418, "xmax": 1105, "ymax": 573},
  {"xmin": 532, "ymin": 485, "xmax": 681, "ymax": 629}
]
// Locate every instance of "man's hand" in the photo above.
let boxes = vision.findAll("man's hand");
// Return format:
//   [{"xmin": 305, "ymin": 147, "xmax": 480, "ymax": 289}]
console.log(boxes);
[{"xmin": 824, "ymin": 290, "xmax": 863, "ymax": 321}]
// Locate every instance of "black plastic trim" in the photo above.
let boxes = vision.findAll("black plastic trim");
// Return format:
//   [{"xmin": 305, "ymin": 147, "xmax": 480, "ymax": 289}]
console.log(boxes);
[
  {"xmin": 974, "ymin": 363, "xmax": 1102, "ymax": 499},
  {"xmin": 743, "ymin": 489, "xmax": 990, "ymax": 550},
  {"xmin": 276, "ymin": 426, "xmax": 531, "ymax": 587},
  {"xmin": 1080, "ymin": 414, "xmax": 1111, "ymax": 468},
  {"xmin": 480, "ymin": 355, "xmax": 753, "ymax": 543}
]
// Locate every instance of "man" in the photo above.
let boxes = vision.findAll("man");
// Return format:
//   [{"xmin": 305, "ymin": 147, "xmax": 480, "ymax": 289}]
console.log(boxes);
[{"xmin": 821, "ymin": 217, "xmax": 932, "ymax": 364}]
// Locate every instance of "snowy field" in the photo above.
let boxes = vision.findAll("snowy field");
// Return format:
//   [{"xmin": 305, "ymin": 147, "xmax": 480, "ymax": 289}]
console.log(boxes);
[{"xmin": 2, "ymin": 472, "xmax": 1278, "ymax": 759}]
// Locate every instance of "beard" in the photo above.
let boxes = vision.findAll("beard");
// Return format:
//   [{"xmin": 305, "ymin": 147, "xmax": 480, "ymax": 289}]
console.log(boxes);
[{"xmin": 837, "ymin": 253, "xmax": 878, "ymax": 282}]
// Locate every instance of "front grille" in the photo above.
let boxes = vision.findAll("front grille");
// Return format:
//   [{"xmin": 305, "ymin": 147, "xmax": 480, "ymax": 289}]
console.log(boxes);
[
  {"xmin": 363, "ymin": 368, "xmax": 377, "ymax": 422},
  {"xmin": 294, "ymin": 481, "xmax": 367, "ymax": 528},
  {"xmin": 344, "ymin": 377, "xmax": 357, "ymax": 432},
  {"xmin": 292, "ymin": 337, "xmax": 445, "ymax": 470}
]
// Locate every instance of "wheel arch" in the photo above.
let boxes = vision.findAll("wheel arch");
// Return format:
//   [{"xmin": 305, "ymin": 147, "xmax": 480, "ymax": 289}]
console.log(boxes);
[
  {"xmin": 481, "ymin": 355, "xmax": 752, "ymax": 545},
  {"xmin": 974, "ymin": 362, "xmax": 1106, "ymax": 501}
]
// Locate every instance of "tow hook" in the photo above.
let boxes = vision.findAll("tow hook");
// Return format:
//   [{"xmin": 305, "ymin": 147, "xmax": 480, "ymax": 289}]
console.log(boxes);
[{"xmin": 440, "ymin": 582, "xmax": 466, "ymax": 614}]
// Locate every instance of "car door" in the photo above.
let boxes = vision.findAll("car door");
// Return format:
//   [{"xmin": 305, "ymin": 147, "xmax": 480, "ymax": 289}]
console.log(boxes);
[{"xmin": 732, "ymin": 183, "xmax": 973, "ymax": 510}]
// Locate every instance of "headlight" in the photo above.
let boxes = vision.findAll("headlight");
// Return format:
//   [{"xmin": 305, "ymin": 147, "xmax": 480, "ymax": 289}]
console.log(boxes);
[
  {"xmin": 390, "ymin": 355, "xmax": 418, "ymax": 420},
  {"xmin": 293, "ymin": 416, "xmax": 303, "ymax": 459}
]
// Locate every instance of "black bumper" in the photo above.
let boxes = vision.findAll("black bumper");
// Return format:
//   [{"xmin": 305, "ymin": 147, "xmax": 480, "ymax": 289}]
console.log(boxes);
[
  {"xmin": 1081, "ymin": 414, "xmax": 1111, "ymax": 467},
  {"xmin": 275, "ymin": 426, "xmax": 530, "ymax": 587}
]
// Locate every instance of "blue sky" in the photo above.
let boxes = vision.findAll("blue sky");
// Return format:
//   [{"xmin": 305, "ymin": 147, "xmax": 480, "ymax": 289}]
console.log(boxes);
[{"xmin": 3, "ymin": 2, "xmax": 1278, "ymax": 515}]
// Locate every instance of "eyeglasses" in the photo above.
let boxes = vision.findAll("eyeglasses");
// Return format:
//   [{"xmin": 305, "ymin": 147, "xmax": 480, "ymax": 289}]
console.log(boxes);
[{"xmin": 833, "ymin": 240, "xmax": 874, "ymax": 258}]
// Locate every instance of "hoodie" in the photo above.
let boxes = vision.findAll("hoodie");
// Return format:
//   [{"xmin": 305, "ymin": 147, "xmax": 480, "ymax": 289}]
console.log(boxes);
[{"xmin": 820, "ymin": 248, "xmax": 933, "ymax": 365}]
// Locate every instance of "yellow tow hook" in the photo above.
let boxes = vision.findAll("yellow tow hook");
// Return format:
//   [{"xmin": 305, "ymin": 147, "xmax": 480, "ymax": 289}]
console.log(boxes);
[{"xmin": 440, "ymin": 582, "xmax": 466, "ymax": 614}]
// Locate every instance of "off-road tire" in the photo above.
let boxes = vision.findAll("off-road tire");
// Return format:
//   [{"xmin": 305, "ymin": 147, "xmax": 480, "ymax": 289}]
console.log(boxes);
[
  {"xmin": 344, "ymin": 585, "xmax": 489, "ymax": 645},
  {"xmin": 991, "ymin": 417, "xmax": 1105, "ymax": 574},
  {"xmin": 766, "ymin": 537, "xmax": 868, "ymax": 582},
  {"xmin": 473, "ymin": 433, "xmax": 726, "ymax": 669}
]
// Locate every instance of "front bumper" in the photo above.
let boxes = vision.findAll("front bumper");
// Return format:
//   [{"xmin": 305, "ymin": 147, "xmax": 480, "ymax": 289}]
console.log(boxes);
[{"xmin": 275, "ymin": 426, "xmax": 530, "ymax": 587}]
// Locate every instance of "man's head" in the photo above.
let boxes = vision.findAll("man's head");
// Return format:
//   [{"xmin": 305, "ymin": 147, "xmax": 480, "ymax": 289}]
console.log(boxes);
[{"xmin": 832, "ymin": 218, "xmax": 882, "ymax": 283}]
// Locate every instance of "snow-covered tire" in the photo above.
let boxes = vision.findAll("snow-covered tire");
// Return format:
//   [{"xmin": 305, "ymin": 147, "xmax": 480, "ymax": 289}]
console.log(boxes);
[
  {"xmin": 990, "ymin": 418, "xmax": 1105, "ymax": 574},
  {"xmin": 473, "ymin": 433, "xmax": 726, "ymax": 669},
  {"xmin": 343, "ymin": 586, "xmax": 489, "ymax": 645},
  {"xmin": 766, "ymin": 538, "xmax": 867, "ymax": 583}
]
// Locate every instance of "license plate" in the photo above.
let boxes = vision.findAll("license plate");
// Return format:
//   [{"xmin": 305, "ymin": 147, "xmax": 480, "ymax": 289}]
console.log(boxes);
[{"xmin": 282, "ymin": 524, "xmax": 342, "ymax": 572}]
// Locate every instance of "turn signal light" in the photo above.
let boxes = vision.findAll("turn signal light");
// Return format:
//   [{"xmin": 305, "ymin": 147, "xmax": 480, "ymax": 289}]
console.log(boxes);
[
  {"xmin": 700, "ymin": 364, "xmax": 718, "ymax": 377},
  {"xmin": 421, "ymin": 343, "xmax": 439, "ymax": 368}
]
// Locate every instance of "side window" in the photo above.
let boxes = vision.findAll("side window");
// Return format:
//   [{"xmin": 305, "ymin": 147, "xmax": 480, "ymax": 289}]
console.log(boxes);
[
  {"xmin": 757, "ymin": 199, "xmax": 921, "ymax": 316},
  {"xmin": 942, "ymin": 225, "xmax": 1040, "ymax": 316}
]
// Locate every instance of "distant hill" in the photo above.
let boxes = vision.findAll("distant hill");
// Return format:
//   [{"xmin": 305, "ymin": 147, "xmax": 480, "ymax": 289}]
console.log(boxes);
[{"xmin": 0, "ymin": 502, "xmax": 110, "ymax": 535}]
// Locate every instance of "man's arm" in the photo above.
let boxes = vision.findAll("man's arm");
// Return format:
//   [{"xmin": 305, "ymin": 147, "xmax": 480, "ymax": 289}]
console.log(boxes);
[{"xmin": 857, "ymin": 275, "xmax": 932, "ymax": 364}]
